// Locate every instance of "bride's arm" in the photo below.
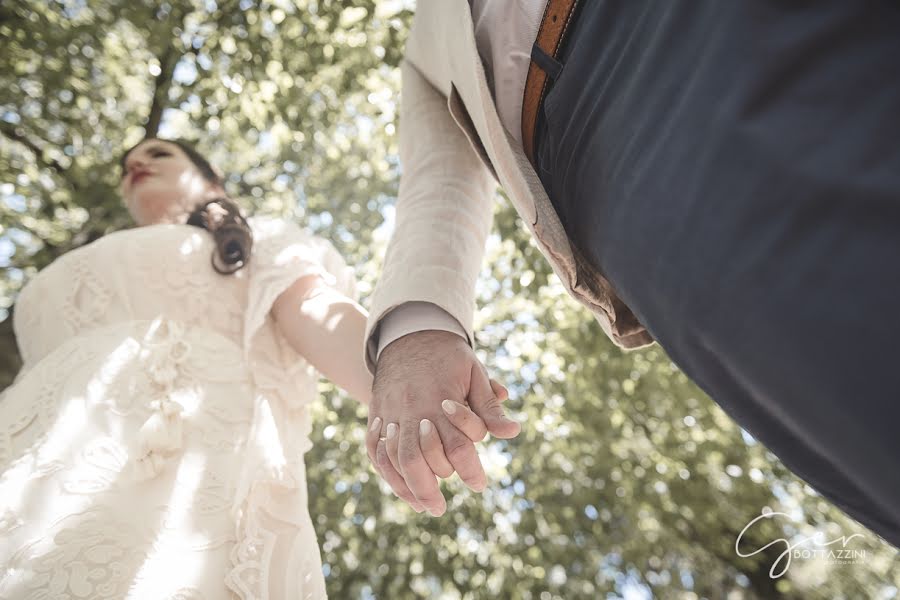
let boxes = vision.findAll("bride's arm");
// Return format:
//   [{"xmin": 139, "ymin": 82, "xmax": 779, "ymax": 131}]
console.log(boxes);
[{"xmin": 271, "ymin": 274, "xmax": 373, "ymax": 405}]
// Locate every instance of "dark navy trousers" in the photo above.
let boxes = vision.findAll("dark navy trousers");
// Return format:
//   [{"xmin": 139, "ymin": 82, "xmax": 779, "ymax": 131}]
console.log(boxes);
[{"xmin": 534, "ymin": 1, "xmax": 900, "ymax": 547}]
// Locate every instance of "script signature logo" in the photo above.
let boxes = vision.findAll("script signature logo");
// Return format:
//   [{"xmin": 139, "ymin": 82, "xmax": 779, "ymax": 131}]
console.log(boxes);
[{"xmin": 735, "ymin": 511, "xmax": 867, "ymax": 578}]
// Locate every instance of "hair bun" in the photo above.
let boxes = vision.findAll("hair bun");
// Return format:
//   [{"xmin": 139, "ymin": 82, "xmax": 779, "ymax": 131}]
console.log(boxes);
[{"xmin": 187, "ymin": 197, "xmax": 253, "ymax": 275}]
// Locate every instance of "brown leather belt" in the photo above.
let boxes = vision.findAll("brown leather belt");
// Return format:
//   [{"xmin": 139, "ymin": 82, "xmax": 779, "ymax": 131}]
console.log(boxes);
[{"xmin": 521, "ymin": 0, "xmax": 582, "ymax": 169}]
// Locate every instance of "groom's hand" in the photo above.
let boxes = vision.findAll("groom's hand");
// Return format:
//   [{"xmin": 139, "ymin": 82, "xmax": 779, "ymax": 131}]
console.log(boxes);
[{"xmin": 367, "ymin": 330, "xmax": 520, "ymax": 516}]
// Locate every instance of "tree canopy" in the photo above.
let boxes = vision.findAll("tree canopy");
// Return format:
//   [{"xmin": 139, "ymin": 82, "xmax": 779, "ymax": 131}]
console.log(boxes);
[{"xmin": 1, "ymin": 1, "xmax": 897, "ymax": 598}]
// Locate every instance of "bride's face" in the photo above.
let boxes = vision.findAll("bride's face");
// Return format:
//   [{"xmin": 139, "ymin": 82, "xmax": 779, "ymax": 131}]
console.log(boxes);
[{"xmin": 120, "ymin": 140, "xmax": 222, "ymax": 226}]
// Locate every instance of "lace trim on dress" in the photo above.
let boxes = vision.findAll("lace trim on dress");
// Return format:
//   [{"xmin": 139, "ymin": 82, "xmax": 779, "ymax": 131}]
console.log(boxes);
[
  {"xmin": 225, "ymin": 451, "xmax": 304, "ymax": 598},
  {"xmin": 224, "ymin": 387, "xmax": 317, "ymax": 599}
]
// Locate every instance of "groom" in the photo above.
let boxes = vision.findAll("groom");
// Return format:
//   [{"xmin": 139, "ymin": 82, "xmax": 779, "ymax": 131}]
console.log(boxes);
[{"xmin": 363, "ymin": 0, "xmax": 900, "ymax": 547}]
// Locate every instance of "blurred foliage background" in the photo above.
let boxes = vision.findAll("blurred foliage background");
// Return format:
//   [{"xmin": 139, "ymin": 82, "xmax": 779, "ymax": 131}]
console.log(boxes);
[{"xmin": 1, "ymin": 1, "xmax": 897, "ymax": 598}]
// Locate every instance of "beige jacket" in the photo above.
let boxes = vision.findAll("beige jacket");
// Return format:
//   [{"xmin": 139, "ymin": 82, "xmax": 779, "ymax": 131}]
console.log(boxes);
[{"xmin": 364, "ymin": 1, "xmax": 653, "ymax": 371}]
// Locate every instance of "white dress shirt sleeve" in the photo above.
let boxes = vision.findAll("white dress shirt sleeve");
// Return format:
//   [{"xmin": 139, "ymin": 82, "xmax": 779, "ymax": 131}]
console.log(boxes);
[{"xmin": 375, "ymin": 301, "xmax": 468, "ymax": 361}]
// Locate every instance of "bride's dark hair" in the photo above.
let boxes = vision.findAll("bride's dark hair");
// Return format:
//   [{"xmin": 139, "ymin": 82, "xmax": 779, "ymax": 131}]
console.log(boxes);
[{"xmin": 119, "ymin": 138, "xmax": 253, "ymax": 275}]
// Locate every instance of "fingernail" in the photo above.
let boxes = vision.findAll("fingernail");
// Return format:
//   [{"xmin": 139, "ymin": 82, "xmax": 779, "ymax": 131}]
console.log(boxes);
[
  {"xmin": 472, "ymin": 481, "xmax": 486, "ymax": 492},
  {"xmin": 370, "ymin": 417, "xmax": 382, "ymax": 432},
  {"xmin": 441, "ymin": 399, "xmax": 457, "ymax": 415},
  {"xmin": 419, "ymin": 419, "xmax": 433, "ymax": 435},
  {"xmin": 386, "ymin": 422, "xmax": 398, "ymax": 440}
]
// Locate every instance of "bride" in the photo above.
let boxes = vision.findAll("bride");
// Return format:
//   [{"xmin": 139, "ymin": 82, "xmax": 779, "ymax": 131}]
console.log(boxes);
[{"xmin": 0, "ymin": 138, "xmax": 485, "ymax": 598}]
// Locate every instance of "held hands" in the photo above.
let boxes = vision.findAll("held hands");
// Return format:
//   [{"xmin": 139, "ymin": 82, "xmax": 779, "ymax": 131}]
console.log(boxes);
[{"xmin": 366, "ymin": 330, "xmax": 521, "ymax": 516}]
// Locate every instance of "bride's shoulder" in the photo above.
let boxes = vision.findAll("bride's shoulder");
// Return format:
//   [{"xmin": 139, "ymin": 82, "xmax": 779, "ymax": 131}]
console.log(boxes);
[
  {"xmin": 247, "ymin": 215, "xmax": 347, "ymax": 271},
  {"xmin": 247, "ymin": 215, "xmax": 324, "ymax": 248},
  {"xmin": 249, "ymin": 215, "xmax": 309, "ymax": 236}
]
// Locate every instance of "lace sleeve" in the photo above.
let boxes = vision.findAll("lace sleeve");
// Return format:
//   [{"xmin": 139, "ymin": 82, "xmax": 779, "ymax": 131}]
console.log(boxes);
[{"xmin": 242, "ymin": 216, "xmax": 357, "ymax": 352}]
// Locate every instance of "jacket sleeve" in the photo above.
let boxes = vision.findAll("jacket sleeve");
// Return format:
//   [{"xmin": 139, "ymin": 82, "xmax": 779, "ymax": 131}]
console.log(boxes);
[{"xmin": 363, "ymin": 58, "xmax": 497, "ymax": 373}]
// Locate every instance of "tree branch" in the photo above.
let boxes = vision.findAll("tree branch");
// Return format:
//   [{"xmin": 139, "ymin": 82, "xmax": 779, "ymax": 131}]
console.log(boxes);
[
  {"xmin": 0, "ymin": 309, "xmax": 23, "ymax": 392},
  {"xmin": 145, "ymin": 44, "xmax": 179, "ymax": 138},
  {"xmin": 0, "ymin": 122, "xmax": 68, "ymax": 179},
  {"xmin": 144, "ymin": 1, "xmax": 199, "ymax": 138}
]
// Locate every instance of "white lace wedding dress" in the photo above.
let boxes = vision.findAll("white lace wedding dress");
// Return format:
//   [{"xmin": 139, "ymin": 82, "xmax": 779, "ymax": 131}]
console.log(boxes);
[{"xmin": 0, "ymin": 218, "xmax": 356, "ymax": 599}]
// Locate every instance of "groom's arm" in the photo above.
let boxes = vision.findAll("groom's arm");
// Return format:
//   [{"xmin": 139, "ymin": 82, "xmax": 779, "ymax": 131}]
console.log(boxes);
[
  {"xmin": 363, "ymin": 57, "xmax": 495, "ymax": 371},
  {"xmin": 364, "ymin": 57, "xmax": 518, "ymax": 515}
]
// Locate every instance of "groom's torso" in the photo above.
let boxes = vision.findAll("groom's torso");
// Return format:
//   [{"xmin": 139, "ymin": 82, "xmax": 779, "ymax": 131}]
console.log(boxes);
[{"xmin": 403, "ymin": 0, "xmax": 652, "ymax": 348}]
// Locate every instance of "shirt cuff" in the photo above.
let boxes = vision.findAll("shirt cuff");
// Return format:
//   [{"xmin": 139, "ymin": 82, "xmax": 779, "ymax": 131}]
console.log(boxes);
[{"xmin": 375, "ymin": 301, "xmax": 468, "ymax": 361}]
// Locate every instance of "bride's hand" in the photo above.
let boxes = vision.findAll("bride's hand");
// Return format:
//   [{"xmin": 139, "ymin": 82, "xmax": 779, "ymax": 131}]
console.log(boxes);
[
  {"xmin": 429, "ymin": 379, "xmax": 508, "ymax": 443},
  {"xmin": 416, "ymin": 378, "xmax": 509, "ymax": 475}
]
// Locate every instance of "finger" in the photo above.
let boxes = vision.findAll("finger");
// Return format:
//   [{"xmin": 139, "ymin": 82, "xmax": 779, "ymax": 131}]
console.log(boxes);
[
  {"xmin": 441, "ymin": 399, "xmax": 488, "ymax": 442},
  {"xmin": 437, "ymin": 421, "xmax": 487, "ymax": 493},
  {"xmin": 418, "ymin": 419, "xmax": 454, "ymax": 478},
  {"xmin": 385, "ymin": 421, "xmax": 401, "ymax": 474},
  {"xmin": 398, "ymin": 420, "xmax": 447, "ymax": 516},
  {"xmin": 469, "ymin": 364, "xmax": 521, "ymax": 439},
  {"xmin": 478, "ymin": 363, "xmax": 508, "ymax": 403},
  {"xmin": 375, "ymin": 439, "xmax": 425, "ymax": 512},
  {"xmin": 365, "ymin": 416, "xmax": 383, "ymax": 469},
  {"xmin": 489, "ymin": 379, "xmax": 509, "ymax": 402}
]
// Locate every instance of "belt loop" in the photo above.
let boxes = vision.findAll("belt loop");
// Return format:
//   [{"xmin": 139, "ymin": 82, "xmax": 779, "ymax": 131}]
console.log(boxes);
[
  {"xmin": 522, "ymin": 0, "xmax": 582, "ymax": 169},
  {"xmin": 531, "ymin": 44, "xmax": 564, "ymax": 81}
]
